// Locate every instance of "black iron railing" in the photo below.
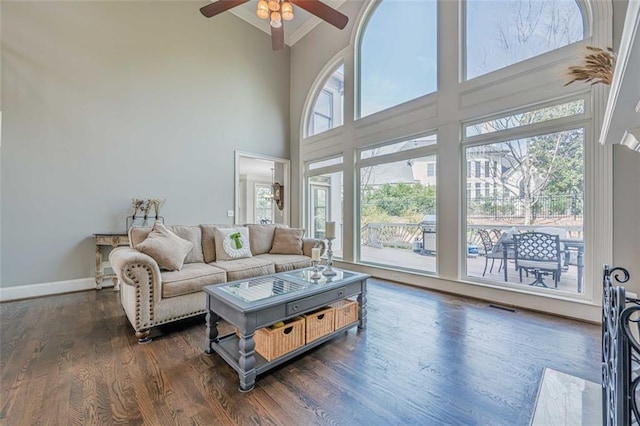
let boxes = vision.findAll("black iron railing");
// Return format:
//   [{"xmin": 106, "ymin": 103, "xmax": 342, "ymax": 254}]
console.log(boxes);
[
  {"xmin": 602, "ymin": 264, "xmax": 637, "ymax": 425},
  {"xmin": 467, "ymin": 193, "xmax": 583, "ymax": 221}
]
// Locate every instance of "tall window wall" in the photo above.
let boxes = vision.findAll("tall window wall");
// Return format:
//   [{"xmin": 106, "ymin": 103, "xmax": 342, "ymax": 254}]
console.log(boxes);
[{"xmin": 298, "ymin": 0, "xmax": 609, "ymax": 312}]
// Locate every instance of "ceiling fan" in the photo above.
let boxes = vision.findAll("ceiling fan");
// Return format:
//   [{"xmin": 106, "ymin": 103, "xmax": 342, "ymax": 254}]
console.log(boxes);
[{"xmin": 200, "ymin": 0, "xmax": 348, "ymax": 51}]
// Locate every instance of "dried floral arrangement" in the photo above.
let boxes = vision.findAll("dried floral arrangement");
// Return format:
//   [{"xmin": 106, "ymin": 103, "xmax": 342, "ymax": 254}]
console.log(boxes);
[
  {"xmin": 131, "ymin": 199, "xmax": 146, "ymax": 218},
  {"xmin": 131, "ymin": 198, "xmax": 165, "ymax": 219},
  {"xmin": 148, "ymin": 198, "xmax": 166, "ymax": 219},
  {"xmin": 565, "ymin": 46, "xmax": 616, "ymax": 86}
]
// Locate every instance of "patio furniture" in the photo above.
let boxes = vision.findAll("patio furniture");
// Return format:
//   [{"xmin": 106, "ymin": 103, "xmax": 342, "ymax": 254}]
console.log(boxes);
[
  {"xmin": 535, "ymin": 227, "xmax": 569, "ymax": 270},
  {"xmin": 513, "ymin": 232, "xmax": 563, "ymax": 288},
  {"xmin": 477, "ymin": 229, "xmax": 504, "ymax": 276}
]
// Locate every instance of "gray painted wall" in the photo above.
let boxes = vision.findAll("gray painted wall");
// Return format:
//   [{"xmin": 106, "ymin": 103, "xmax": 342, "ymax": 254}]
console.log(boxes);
[
  {"xmin": 1, "ymin": 1, "xmax": 290, "ymax": 287},
  {"xmin": 612, "ymin": 145, "xmax": 640, "ymax": 290}
]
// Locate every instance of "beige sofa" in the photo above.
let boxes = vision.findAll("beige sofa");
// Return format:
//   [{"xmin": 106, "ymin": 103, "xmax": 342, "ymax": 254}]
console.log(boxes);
[{"xmin": 109, "ymin": 223, "xmax": 324, "ymax": 343}]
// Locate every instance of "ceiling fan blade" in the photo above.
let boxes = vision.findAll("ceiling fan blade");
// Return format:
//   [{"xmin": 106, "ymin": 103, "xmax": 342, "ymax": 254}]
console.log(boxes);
[
  {"xmin": 290, "ymin": 0, "xmax": 348, "ymax": 29},
  {"xmin": 271, "ymin": 23, "xmax": 285, "ymax": 51},
  {"xmin": 200, "ymin": 0, "xmax": 250, "ymax": 18}
]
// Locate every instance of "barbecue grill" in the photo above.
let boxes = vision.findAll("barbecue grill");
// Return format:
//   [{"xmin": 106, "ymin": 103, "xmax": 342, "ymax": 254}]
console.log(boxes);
[{"xmin": 420, "ymin": 215, "xmax": 436, "ymax": 255}]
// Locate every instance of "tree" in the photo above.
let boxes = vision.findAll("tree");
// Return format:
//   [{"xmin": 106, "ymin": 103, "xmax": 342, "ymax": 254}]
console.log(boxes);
[
  {"xmin": 470, "ymin": 0, "xmax": 583, "ymax": 77},
  {"xmin": 468, "ymin": 101, "xmax": 584, "ymax": 225},
  {"xmin": 361, "ymin": 183, "xmax": 436, "ymax": 222},
  {"xmin": 500, "ymin": 128, "xmax": 583, "ymax": 224}
]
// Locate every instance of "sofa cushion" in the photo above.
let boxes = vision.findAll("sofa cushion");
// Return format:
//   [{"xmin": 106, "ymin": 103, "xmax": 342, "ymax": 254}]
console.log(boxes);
[
  {"xmin": 136, "ymin": 222, "xmax": 193, "ymax": 271},
  {"xmin": 270, "ymin": 228, "xmax": 305, "ymax": 255},
  {"xmin": 214, "ymin": 227, "xmax": 252, "ymax": 261},
  {"xmin": 167, "ymin": 225, "xmax": 204, "ymax": 264},
  {"xmin": 129, "ymin": 225, "xmax": 203, "ymax": 265},
  {"xmin": 200, "ymin": 224, "xmax": 232, "ymax": 263},
  {"xmin": 255, "ymin": 254, "xmax": 312, "ymax": 273},
  {"xmin": 246, "ymin": 223, "xmax": 287, "ymax": 255},
  {"xmin": 210, "ymin": 257, "xmax": 275, "ymax": 281},
  {"xmin": 128, "ymin": 226, "xmax": 152, "ymax": 247},
  {"xmin": 161, "ymin": 263, "xmax": 227, "ymax": 298}
]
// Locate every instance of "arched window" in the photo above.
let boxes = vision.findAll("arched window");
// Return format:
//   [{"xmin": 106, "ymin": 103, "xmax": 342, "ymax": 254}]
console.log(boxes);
[
  {"xmin": 357, "ymin": 0, "xmax": 438, "ymax": 118},
  {"xmin": 307, "ymin": 64, "xmax": 344, "ymax": 137},
  {"xmin": 465, "ymin": 0, "xmax": 585, "ymax": 80}
]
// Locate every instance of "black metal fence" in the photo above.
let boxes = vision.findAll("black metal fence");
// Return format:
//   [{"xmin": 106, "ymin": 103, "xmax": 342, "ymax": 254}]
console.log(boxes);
[{"xmin": 467, "ymin": 194, "xmax": 583, "ymax": 221}]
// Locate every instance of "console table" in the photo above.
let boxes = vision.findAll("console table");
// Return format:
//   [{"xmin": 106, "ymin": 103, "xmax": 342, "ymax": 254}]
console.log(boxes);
[
  {"xmin": 204, "ymin": 268, "xmax": 368, "ymax": 391},
  {"xmin": 93, "ymin": 233, "xmax": 129, "ymax": 290}
]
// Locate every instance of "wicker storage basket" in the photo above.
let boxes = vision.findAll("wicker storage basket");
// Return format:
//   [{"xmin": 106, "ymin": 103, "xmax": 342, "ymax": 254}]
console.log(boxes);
[
  {"xmin": 303, "ymin": 306, "xmax": 336, "ymax": 343},
  {"xmin": 330, "ymin": 299, "xmax": 359, "ymax": 329},
  {"xmin": 254, "ymin": 317, "xmax": 305, "ymax": 361}
]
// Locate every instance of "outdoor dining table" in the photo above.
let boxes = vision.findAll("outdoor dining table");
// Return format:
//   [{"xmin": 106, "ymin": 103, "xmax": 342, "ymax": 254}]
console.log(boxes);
[{"xmin": 502, "ymin": 238, "xmax": 585, "ymax": 292}]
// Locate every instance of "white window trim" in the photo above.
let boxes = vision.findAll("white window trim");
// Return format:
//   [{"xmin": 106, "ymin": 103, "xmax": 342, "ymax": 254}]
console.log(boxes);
[{"xmin": 295, "ymin": 0, "xmax": 612, "ymax": 322}]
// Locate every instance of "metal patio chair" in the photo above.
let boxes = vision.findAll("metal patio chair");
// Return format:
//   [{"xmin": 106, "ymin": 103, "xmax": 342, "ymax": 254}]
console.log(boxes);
[
  {"xmin": 513, "ymin": 232, "xmax": 563, "ymax": 288},
  {"xmin": 477, "ymin": 229, "xmax": 504, "ymax": 276}
]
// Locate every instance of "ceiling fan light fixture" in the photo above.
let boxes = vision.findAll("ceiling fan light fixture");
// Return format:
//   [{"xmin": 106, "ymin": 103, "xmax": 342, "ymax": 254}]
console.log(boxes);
[
  {"xmin": 281, "ymin": 1, "xmax": 294, "ymax": 21},
  {"xmin": 256, "ymin": 0, "xmax": 269, "ymax": 19},
  {"xmin": 268, "ymin": 0, "xmax": 280, "ymax": 12},
  {"xmin": 270, "ymin": 11, "xmax": 282, "ymax": 28}
]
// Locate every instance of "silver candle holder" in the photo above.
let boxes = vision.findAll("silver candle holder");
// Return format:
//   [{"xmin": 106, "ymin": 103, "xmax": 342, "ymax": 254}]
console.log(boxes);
[{"xmin": 322, "ymin": 237, "xmax": 337, "ymax": 276}]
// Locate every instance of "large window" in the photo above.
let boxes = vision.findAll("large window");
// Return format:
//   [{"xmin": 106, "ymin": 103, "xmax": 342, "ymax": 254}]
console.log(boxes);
[
  {"xmin": 465, "ymin": 0, "xmax": 584, "ymax": 80},
  {"xmin": 306, "ymin": 157, "xmax": 344, "ymax": 257},
  {"xmin": 464, "ymin": 99, "xmax": 585, "ymax": 295},
  {"xmin": 358, "ymin": 0, "xmax": 437, "ymax": 117},
  {"xmin": 299, "ymin": 0, "xmax": 606, "ymax": 311},
  {"xmin": 308, "ymin": 64, "xmax": 344, "ymax": 137},
  {"xmin": 358, "ymin": 137, "xmax": 437, "ymax": 273}
]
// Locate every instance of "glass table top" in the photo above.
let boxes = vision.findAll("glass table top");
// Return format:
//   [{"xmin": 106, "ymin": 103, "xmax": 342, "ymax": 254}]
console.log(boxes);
[
  {"xmin": 217, "ymin": 268, "xmax": 354, "ymax": 303},
  {"xmin": 282, "ymin": 268, "xmax": 355, "ymax": 284},
  {"xmin": 219, "ymin": 276, "xmax": 310, "ymax": 303}
]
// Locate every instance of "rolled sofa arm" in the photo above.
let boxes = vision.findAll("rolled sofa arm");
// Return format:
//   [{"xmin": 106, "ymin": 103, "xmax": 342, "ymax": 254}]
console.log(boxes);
[
  {"xmin": 302, "ymin": 238, "xmax": 327, "ymax": 257},
  {"xmin": 109, "ymin": 247, "xmax": 162, "ymax": 333}
]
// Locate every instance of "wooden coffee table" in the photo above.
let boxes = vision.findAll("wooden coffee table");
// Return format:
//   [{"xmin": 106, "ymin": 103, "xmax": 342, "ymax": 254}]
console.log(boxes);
[{"xmin": 203, "ymin": 268, "xmax": 369, "ymax": 391}]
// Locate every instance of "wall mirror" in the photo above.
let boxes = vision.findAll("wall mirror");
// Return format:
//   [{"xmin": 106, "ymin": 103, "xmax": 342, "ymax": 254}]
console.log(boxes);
[{"xmin": 235, "ymin": 151, "xmax": 290, "ymax": 225}]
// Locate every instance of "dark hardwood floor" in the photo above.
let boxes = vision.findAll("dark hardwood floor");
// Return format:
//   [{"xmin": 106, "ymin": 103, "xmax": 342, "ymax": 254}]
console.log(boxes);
[{"xmin": 0, "ymin": 279, "xmax": 601, "ymax": 425}]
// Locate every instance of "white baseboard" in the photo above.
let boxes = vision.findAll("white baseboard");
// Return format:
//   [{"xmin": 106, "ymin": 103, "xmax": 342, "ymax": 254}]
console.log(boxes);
[{"xmin": 0, "ymin": 277, "xmax": 99, "ymax": 302}]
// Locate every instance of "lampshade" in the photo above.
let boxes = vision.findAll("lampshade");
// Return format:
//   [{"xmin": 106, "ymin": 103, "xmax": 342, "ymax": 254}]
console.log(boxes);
[
  {"xmin": 268, "ymin": 0, "xmax": 280, "ymax": 12},
  {"xmin": 270, "ymin": 11, "xmax": 282, "ymax": 28},
  {"xmin": 256, "ymin": 0, "xmax": 269, "ymax": 19},
  {"xmin": 281, "ymin": 1, "xmax": 294, "ymax": 21}
]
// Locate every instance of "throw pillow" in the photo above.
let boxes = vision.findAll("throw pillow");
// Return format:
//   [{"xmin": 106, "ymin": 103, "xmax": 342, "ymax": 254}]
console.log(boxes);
[
  {"xmin": 214, "ymin": 227, "xmax": 252, "ymax": 261},
  {"xmin": 136, "ymin": 222, "xmax": 194, "ymax": 271},
  {"xmin": 270, "ymin": 227, "xmax": 304, "ymax": 255},
  {"xmin": 247, "ymin": 223, "xmax": 288, "ymax": 255}
]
